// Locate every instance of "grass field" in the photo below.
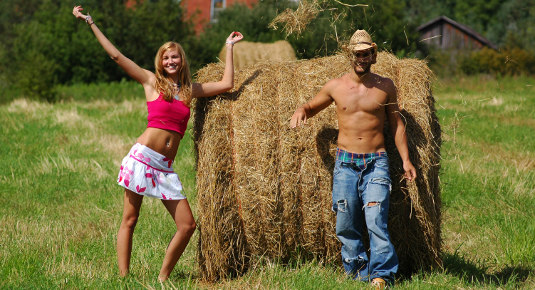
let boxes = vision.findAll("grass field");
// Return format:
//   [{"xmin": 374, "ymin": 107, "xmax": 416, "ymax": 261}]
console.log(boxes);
[{"xmin": 1, "ymin": 75, "xmax": 534, "ymax": 289}]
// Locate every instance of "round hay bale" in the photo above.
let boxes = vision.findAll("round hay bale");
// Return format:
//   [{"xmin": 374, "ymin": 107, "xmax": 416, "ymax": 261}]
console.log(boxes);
[
  {"xmin": 193, "ymin": 52, "xmax": 442, "ymax": 282},
  {"xmin": 218, "ymin": 40, "xmax": 297, "ymax": 70}
]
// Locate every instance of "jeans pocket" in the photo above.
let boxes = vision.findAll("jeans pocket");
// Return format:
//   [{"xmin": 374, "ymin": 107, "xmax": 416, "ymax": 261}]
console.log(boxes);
[
  {"xmin": 374, "ymin": 156, "xmax": 389, "ymax": 169},
  {"xmin": 334, "ymin": 161, "xmax": 351, "ymax": 177}
]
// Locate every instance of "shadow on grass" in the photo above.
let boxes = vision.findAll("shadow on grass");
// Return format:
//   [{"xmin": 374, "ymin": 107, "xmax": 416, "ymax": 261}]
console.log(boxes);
[{"xmin": 442, "ymin": 251, "xmax": 531, "ymax": 286}]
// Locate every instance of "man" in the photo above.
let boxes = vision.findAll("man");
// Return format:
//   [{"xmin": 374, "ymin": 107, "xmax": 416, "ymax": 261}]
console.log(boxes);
[{"xmin": 290, "ymin": 30, "xmax": 417, "ymax": 288}]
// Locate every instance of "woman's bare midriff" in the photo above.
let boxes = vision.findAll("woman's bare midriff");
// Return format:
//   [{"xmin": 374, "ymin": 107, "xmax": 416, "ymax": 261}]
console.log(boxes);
[{"xmin": 136, "ymin": 127, "xmax": 182, "ymax": 161}]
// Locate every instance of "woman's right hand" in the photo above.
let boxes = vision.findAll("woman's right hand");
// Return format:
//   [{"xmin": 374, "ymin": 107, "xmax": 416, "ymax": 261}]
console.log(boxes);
[{"xmin": 72, "ymin": 5, "xmax": 88, "ymax": 21}]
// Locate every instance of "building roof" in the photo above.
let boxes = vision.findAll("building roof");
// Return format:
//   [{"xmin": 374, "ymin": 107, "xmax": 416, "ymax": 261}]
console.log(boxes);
[{"xmin": 417, "ymin": 16, "xmax": 497, "ymax": 50}]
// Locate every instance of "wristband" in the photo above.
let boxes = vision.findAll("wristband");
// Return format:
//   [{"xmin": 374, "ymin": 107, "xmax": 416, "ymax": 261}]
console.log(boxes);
[
  {"xmin": 226, "ymin": 40, "xmax": 234, "ymax": 45},
  {"xmin": 85, "ymin": 15, "xmax": 94, "ymax": 26}
]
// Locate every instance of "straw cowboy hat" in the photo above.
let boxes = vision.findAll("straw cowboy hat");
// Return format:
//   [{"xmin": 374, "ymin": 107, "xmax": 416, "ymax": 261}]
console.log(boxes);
[{"xmin": 348, "ymin": 29, "xmax": 376, "ymax": 52}]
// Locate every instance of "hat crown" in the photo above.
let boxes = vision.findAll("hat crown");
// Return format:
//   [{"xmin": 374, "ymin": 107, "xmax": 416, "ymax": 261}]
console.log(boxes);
[{"xmin": 349, "ymin": 30, "xmax": 373, "ymax": 51}]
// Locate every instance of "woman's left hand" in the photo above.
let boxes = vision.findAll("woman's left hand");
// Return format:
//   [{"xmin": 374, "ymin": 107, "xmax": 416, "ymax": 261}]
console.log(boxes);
[{"xmin": 226, "ymin": 31, "xmax": 244, "ymax": 45}]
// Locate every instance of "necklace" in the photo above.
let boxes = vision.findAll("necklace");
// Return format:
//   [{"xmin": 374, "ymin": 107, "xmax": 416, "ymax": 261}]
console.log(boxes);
[{"xmin": 169, "ymin": 81, "xmax": 181, "ymax": 100}]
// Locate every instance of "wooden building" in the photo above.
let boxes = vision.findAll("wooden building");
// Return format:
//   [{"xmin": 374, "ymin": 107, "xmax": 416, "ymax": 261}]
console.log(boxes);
[{"xmin": 417, "ymin": 16, "xmax": 497, "ymax": 51}]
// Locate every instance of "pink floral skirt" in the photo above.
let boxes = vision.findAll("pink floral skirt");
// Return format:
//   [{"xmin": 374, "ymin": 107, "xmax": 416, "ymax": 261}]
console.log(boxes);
[{"xmin": 117, "ymin": 143, "xmax": 186, "ymax": 200}]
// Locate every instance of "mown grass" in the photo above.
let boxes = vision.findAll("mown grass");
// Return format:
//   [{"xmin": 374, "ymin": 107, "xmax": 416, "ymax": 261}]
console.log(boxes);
[{"xmin": 0, "ymin": 75, "xmax": 534, "ymax": 289}]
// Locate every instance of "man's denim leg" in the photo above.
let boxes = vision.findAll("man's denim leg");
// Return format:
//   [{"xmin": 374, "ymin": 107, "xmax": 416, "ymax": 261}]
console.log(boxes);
[
  {"xmin": 332, "ymin": 159, "xmax": 369, "ymax": 280},
  {"xmin": 361, "ymin": 155, "xmax": 398, "ymax": 284}
]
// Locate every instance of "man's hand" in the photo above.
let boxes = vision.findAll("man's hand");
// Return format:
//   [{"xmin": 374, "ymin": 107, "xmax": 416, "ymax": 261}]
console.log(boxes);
[
  {"xmin": 403, "ymin": 161, "xmax": 417, "ymax": 182},
  {"xmin": 290, "ymin": 107, "xmax": 307, "ymax": 128}
]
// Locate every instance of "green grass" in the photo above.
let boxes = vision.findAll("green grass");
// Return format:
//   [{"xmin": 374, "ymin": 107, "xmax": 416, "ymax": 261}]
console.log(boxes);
[
  {"xmin": 433, "ymin": 75, "xmax": 535, "ymax": 289},
  {"xmin": 1, "ymin": 75, "xmax": 534, "ymax": 289}
]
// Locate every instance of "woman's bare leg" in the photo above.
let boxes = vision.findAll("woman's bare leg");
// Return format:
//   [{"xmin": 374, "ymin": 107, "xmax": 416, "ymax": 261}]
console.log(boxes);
[
  {"xmin": 158, "ymin": 199, "xmax": 196, "ymax": 281},
  {"xmin": 117, "ymin": 189, "xmax": 144, "ymax": 276}
]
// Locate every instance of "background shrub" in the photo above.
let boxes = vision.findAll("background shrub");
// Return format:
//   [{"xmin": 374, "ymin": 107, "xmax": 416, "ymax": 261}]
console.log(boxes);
[{"xmin": 460, "ymin": 47, "xmax": 535, "ymax": 76}]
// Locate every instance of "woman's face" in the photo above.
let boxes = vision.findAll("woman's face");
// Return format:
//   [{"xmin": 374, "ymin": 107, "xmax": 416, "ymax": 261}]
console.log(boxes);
[{"xmin": 162, "ymin": 48, "xmax": 182, "ymax": 75}]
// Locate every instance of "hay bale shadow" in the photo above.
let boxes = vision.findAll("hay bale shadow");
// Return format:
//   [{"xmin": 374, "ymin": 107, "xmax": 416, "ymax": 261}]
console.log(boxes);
[{"xmin": 315, "ymin": 126, "xmax": 338, "ymax": 175}]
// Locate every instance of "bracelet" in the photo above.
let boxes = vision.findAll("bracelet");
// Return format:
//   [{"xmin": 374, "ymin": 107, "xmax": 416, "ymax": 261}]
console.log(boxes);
[
  {"xmin": 85, "ymin": 15, "xmax": 94, "ymax": 26},
  {"xmin": 226, "ymin": 40, "xmax": 234, "ymax": 45}
]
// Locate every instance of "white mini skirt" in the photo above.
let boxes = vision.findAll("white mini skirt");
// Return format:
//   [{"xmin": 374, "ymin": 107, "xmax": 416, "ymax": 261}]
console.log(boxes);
[{"xmin": 117, "ymin": 143, "xmax": 186, "ymax": 200}]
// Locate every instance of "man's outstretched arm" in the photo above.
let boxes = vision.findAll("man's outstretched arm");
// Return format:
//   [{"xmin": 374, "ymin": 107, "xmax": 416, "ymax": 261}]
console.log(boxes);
[{"xmin": 290, "ymin": 81, "xmax": 335, "ymax": 128}]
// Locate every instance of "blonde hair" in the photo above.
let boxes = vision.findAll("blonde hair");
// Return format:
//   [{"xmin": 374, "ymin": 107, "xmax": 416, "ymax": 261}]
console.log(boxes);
[{"xmin": 154, "ymin": 42, "xmax": 192, "ymax": 106}]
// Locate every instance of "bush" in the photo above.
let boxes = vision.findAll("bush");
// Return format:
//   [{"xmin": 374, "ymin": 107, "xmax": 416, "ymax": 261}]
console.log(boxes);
[
  {"xmin": 427, "ymin": 49, "xmax": 465, "ymax": 76},
  {"xmin": 460, "ymin": 47, "xmax": 535, "ymax": 76}
]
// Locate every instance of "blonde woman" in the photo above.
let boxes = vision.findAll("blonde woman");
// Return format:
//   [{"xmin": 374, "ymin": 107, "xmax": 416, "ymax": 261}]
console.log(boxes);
[{"xmin": 73, "ymin": 6, "xmax": 243, "ymax": 281}]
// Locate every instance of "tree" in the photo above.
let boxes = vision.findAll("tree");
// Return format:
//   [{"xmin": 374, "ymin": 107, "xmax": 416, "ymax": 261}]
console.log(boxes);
[
  {"xmin": 194, "ymin": 0, "xmax": 421, "ymax": 67},
  {"xmin": 486, "ymin": 0, "xmax": 535, "ymax": 52},
  {"xmin": 0, "ymin": 0, "xmax": 194, "ymax": 101}
]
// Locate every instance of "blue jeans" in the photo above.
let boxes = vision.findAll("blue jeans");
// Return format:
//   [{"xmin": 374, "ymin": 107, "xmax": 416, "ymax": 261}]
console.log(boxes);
[{"xmin": 332, "ymin": 149, "xmax": 398, "ymax": 283}]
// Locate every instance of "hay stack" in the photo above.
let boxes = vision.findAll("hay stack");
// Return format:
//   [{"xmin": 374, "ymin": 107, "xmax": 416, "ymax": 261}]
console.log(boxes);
[
  {"xmin": 218, "ymin": 40, "xmax": 296, "ymax": 70},
  {"xmin": 194, "ymin": 52, "xmax": 442, "ymax": 282}
]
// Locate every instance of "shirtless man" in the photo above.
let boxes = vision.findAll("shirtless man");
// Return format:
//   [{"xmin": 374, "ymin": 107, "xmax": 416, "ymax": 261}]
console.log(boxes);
[{"xmin": 290, "ymin": 30, "xmax": 416, "ymax": 288}]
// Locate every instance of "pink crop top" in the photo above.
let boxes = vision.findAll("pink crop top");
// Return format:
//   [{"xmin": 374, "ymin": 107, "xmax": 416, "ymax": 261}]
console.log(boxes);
[{"xmin": 147, "ymin": 93, "xmax": 190, "ymax": 136}]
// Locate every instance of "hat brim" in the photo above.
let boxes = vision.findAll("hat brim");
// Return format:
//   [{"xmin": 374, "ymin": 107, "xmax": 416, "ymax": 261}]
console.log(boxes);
[{"xmin": 349, "ymin": 43, "xmax": 373, "ymax": 51}]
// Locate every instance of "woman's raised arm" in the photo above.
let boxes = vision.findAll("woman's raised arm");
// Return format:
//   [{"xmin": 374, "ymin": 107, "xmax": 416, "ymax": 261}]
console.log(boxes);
[
  {"xmin": 72, "ymin": 6, "xmax": 153, "ymax": 86},
  {"xmin": 192, "ymin": 31, "xmax": 243, "ymax": 98}
]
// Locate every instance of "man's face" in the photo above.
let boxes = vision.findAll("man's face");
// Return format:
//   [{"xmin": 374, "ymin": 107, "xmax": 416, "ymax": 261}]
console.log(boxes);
[{"xmin": 350, "ymin": 47, "xmax": 374, "ymax": 73}]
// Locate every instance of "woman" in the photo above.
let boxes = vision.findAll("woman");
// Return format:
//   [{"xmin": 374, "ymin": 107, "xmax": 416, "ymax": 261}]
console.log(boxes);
[{"xmin": 72, "ymin": 6, "xmax": 243, "ymax": 281}]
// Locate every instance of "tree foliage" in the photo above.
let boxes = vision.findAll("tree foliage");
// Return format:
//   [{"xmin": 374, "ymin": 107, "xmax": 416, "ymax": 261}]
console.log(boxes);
[
  {"xmin": 0, "ymin": 0, "xmax": 193, "ymax": 101},
  {"xmin": 0, "ymin": 0, "xmax": 534, "ymax": 102},
  {"xmin": 486, "ymin": 0, "xmax": 535, "ymax": 51},
  {"xmin": 195, "ymin": 0, "xmax": 421, "ymax": 65}
]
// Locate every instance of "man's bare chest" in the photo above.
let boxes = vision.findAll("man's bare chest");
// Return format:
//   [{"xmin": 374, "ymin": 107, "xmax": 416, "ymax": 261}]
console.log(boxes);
[{"xmin": 334, "ymin": 87, "xmax": 388, "ymax": 114}]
